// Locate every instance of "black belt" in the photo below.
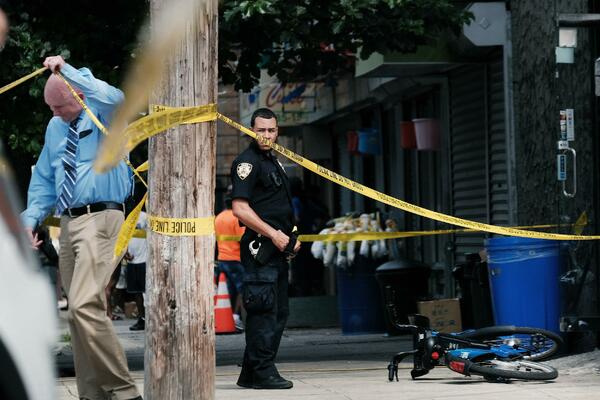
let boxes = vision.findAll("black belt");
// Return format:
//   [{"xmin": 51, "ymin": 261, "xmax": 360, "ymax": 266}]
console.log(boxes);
[{"xmin": 64, "ymin": 202, "xmax": 125, "ymax": 218}]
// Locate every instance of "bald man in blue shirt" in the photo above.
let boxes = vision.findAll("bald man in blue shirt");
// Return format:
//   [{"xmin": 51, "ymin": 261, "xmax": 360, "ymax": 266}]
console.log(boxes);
[{"xmin": 21, "ymin": 55, "xmax": 141, "ymax": 400}]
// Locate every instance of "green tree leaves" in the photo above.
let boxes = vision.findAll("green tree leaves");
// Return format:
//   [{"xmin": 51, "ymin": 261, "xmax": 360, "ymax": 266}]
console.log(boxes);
[
  {"xmin": 219, "ymin": 0, "xmax": 472, "ymax": 91},
  {"xmin": 0, "ymin": 0, "xmax": 470, "ymax": 157}
]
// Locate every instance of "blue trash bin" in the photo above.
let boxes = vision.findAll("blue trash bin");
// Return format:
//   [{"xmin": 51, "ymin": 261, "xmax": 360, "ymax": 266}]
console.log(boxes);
[
  {"xmin": 337, "ymin": 256, "xmax": 386, "ymax": 334},
  {"xmin": 485, "ymin": 237, "xmax": 561, "ymax": 333}
]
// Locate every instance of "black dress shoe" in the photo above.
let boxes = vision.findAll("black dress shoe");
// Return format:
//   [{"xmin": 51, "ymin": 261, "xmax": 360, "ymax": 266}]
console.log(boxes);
[
  {"xmin": 252, "ymin": 375, "xmax": 293, "ymax": 389},
  {"xmin": 236, "ymin": 368, "xmax": 253, "ymax": 388},
  {"xmin": 236, "ymin": 376, "xmax": 253, "ymax": 388},
  {"xmin": 129, "ymin": 317, "xmax": 145, "ymax": 331}
]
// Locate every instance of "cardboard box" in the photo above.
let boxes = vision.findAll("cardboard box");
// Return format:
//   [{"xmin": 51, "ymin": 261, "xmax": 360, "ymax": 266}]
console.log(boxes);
[{"xmin": 417, "ymin": 298, "xmax": 462, "ymax": 333}]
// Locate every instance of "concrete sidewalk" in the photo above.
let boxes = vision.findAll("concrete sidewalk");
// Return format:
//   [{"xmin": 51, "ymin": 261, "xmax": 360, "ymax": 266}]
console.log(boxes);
[
  {"xmin": 54, "ymin": 312, "xmax": 600, "ymax": 399},
  {"xmin": 56, "ymin": 356, "xmax": 600, "ymax": 400},
  {"xmin": 55, "ymin": 312, "xmax": 414, "ymax": 373}
]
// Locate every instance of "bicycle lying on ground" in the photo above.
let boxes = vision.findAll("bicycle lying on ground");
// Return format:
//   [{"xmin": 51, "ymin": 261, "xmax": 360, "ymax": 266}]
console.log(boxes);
[{"xmin": 387, "ymin": 314, "xmax": 563, "ymax": 382}]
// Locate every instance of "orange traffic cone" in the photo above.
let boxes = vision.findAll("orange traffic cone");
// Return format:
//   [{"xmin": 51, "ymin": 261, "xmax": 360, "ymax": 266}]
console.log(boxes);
[{"xmin": 214, "ymin": 272, "xmax": 236, "ymax": 334}]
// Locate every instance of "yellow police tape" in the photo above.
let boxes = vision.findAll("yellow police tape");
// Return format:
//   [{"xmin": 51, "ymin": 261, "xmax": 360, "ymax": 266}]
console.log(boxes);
[
  {"xmin": 114, "ymin": 192, "xmax": 147, "ymax": 257},
  {"xmin": 148, "ymin": 215, "xmax": 215, "ymax": 237},
  {"xmin": 215, "ymin": 224, "xmax": 569, "ymax": 242},
  {"xmin": 41, "ymin": 214, "xmax": 570, "ymax": 243},
  {"xmin": 0, "ymin": 67, "xmax": 47, "ymax": 95},
  {"xmin": 91, "ymin": 102, "xmax": 217, "ymax": 244},
  {"xmin": 151, "ymin": 104, "xmax": 217, "ymax": 124},
  {"xmin": 88, "ymin": 100, "xmax": 599, "ymax": 241},
  {"xmin": 44, "ymin": 214, "xmax": 216, "ymax": 251},
  {"xmin": 94, "ymin": 103, "xmax": 217, "ymax": 172},
  {"xmin": 3, "ymin": 65, "xmax": 593, "ymax": 242},
  {"xmin": 125, "ymin": 104, "xmax": 217, "ymax": 151},
  {"xmin": 216, "ymin": 113, "xmax": 600, "ymax": 241},
  {"xmin": 55, "ymin": 73, "xmax": 149, "ymax": 188},
  {"xmin": 135, "ymin": 160, "xmax": 149, "ymax": 172}
]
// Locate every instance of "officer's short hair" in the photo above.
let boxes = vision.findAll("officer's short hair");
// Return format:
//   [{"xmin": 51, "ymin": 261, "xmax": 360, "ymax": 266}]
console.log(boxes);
[{"xmin": 251, "ymin": 108, "xmax": 278, "ymax": 127}]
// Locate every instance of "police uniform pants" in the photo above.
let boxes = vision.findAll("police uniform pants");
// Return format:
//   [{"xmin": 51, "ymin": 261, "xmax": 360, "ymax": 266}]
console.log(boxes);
[
  {"xmin": 59, "ymin": 210, "xmax": 139, "ymax": 400},
  {"xmin": 240, "ymin": 255, "xmax": 290, "ymax": 381}
]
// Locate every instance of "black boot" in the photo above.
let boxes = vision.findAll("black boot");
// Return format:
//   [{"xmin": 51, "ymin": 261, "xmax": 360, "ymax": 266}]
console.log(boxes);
[
  {"xmin": 129, "ymin": 317, "xmax": 145, "ymax": 331},
  {"xmin": 252, "ymin": 375, "xmax": 293, "ymax": 389},
  {"xmin": 236, "ymin": 366, "xmax": 253, "ymax": 388}
]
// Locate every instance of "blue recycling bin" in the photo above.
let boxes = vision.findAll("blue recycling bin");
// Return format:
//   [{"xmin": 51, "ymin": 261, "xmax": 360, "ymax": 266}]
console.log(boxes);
[
  {"xmin": 485, "ymin": 237, "xmax": 561, "ymax": 333},
  {"xmin": 337, "ymin": 256, "xmax": 386, "ymax": 334}
]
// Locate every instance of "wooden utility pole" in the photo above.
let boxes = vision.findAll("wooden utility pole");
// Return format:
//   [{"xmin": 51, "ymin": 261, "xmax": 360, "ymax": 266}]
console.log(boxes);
[{"xmin": 146, "ymin": 1, "xmax": 218, "ymax": 399}]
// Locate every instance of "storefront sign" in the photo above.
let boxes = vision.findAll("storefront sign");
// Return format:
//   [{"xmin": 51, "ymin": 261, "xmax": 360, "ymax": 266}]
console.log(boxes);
[{"xmin": 240, "ymin": 72, "xmax": 330, "ymax": 127}]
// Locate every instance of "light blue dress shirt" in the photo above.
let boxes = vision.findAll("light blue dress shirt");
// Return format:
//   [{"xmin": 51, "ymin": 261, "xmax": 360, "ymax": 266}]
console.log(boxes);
[{"xmin": 21, "ymin": 63, "xmax": 132, "ymax": 229}]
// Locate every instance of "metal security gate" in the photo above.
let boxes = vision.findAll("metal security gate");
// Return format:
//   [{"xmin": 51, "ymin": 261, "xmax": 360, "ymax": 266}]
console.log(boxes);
[
  {"xmin": 449, "ymin": 56, "xmax": 510, "ymax": 263},
  {"xmin": 487, "ymin": 59, "xmax": 510, "ymax": 228}
]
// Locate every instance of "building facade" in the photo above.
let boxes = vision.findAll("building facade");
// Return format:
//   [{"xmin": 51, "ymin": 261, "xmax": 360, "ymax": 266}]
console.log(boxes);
[{"xmin": 233, "ymin": 1, "xmax": 600, "ymax": 333}]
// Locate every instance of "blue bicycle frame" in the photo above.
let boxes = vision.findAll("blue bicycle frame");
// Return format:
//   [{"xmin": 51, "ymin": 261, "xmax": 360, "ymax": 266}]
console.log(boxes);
[{"xmin": 387, "ymin": 316, "xmax": 550, "ymax": 381}]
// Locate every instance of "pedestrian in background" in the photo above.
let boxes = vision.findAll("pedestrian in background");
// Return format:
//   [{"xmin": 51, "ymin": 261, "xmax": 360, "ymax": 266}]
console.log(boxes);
[
  {"xmin": 21, "ymin": 55, "xmax": 141, "ymax": 400},
  {"xmin": 231, "ymin": 107, "xmax": 300, "ymax": 390},
  {"xmin": 125, "ymin": 210, "xmax": 148, "ymax": 331},
  {"xmin": 215, "ymin": 187, "xmax": 245, "ymax": 331},
  {"xmin": 105, "ymin": 261, "xmax": 124, "ymax": 321}
]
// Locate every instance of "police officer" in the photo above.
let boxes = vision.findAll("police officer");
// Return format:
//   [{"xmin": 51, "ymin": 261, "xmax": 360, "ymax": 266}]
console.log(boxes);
[{"xmin": 231, "ymin": 108, "xmax": 301, "ymax": 389}]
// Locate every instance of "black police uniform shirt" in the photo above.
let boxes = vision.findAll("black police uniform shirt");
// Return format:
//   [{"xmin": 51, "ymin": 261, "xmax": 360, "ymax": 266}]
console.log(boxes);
[{"xmin": 230, "ymin": 140, "xmax": 294, "ymax": 235}]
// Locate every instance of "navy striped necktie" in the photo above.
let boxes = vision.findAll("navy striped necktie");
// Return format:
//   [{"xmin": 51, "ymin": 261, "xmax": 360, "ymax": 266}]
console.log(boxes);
[{"xmin": 56, "ymin": 116, "xmax": 81, "ymax": 215}]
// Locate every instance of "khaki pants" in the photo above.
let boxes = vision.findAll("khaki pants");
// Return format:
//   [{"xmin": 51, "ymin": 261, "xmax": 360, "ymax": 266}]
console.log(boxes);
[{"xmin": 60, "ymin": 210, "xmax": 139, "ymax": 400}]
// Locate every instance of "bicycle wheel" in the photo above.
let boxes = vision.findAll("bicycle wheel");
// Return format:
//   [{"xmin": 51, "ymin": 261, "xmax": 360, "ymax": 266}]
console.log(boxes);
[
  {"xmin": 460, "ymin": 326, "xmax": 563, "ymax": 361},
  {"xmin": 467, "ymin": 359, "xmax": 558, "ymax": 381}
]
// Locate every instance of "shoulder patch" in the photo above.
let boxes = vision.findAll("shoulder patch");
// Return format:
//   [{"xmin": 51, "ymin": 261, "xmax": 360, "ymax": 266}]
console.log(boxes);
[{"xmin": 236, "ymin": 162, "xmax": 253, "ymax": 180}]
